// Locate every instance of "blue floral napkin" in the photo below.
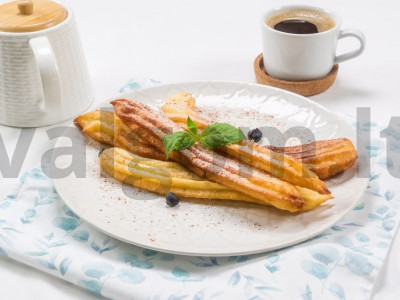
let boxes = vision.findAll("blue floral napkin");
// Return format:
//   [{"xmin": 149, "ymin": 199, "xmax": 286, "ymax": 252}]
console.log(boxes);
[{"xmin": 1, "ymin": 78, "xmax": 399, "ymax": 300}]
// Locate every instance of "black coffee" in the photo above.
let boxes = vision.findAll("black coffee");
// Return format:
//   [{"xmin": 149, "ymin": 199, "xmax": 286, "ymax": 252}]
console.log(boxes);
[
  {"xmin": 274, "ymin": 19, "xmax": 318, "ymax": 34},
  {"xmin": 266, "ymin": 9, "xmax": 336, "ymax": 34}
]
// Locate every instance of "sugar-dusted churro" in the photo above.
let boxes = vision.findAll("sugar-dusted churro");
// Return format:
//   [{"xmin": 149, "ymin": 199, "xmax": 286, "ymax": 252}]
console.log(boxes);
[
  {"xmin": 100, "ymin": 147, "xmax": 332, "ymax": 211},
  {"xmin": 75, "ymin": 110, "xmax": 356, "ymax": 179},
  {"xmin": 74, "ymin": 110, "xmax": 166, "ymax": 161},
  {"xmin": 161, "ymin": 92, "xmax": 330, "ymax": 194},
  {"xmin": 266, "ymin": 138, "xmax": 357, "ymax": 179},
  {"xmin": 112, "ymin": 98, "xmax": 306, "ymax": 212},
  {"xmin": 100, "ymin": 147, "xmax": 257, "ymax": 202},
  {"xmin": 75, "ymin": 110, "xmax": 332, "ymax": 211}
]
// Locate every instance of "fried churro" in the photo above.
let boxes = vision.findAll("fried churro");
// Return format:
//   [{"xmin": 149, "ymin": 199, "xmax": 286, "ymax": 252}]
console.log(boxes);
[
  {"xmin": 161, "ymin": 92, "xmax": 330, "ymax": 194},
  {"xmin": 74, "ymin": 110, "xmax": 166, "ymax": 161},
  {"xmin": 112, "ymin": 98, "xmax": 306, "ymax": 212},
  {"xmin": 100, "ymin": 147, "xmax": 332, "ymax": 211},
  {"xmin": 75, "ymin": 110, "xmax": 332, "ymax": 211},
  {"xmin": 72, "ymin": 91, "xmax": 359, "ymax": 212},
  {"xmin": 266, "ymin": 138, "xmax": 357, "ymax": 179},
  {"xmin": 75, "ymin": 110, "xmax": 356, "ymax": 180},
  {"xmin": 100, "ymin": 147, "xmax": 258, "ymax": 201}
]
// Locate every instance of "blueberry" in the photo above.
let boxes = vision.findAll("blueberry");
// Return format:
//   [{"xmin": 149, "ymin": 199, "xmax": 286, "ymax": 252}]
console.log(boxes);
[
  {"xmin": 166, "ymin": 192, "xmax": 179, "ymax": 207},
  {"xmin": 248, "ymin": 128, "xmax": 262, "ymax": 142}
]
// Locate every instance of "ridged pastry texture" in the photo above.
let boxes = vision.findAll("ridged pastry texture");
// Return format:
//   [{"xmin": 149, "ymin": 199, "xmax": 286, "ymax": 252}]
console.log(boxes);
[
  {"xmin": 266, "ymin": 138, "xmax": 358, "ymax": 179},
  {"xmin": 75, "ymin": 110, "xmax": 332, "ymax": 211},
  {"xmin": 100, "ymin": 147, "xmax": 257, "ymax": 201},
  {"xmin": 74, "ymin": 110, "xmax": 166, "ymax": 161},
  {"xmin": 100, "ymin": 147, "xmax": 332, "ymax": 211},
  {"xmin": 161, "ymin": 92, "xmax": 330, "ymax": 194},
  {"xmin": 75, "ymin": 110, "xmax": 356, "ymax": 180},
  {"xmin": 112, "ymin": 98, "xmax": 306, "ymax": 212}
]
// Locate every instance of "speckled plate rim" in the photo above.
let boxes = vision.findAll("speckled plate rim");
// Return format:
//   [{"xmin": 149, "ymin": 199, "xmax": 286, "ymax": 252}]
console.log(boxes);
[{"xmin": 53, "ymin": 81, "xmax": 369, "ymax": 257}]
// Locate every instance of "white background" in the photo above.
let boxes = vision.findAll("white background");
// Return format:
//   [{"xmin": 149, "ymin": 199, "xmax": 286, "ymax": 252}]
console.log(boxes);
[{"xmin": 0, "ymin": 0, "xmax": 399, "ymax": 299}]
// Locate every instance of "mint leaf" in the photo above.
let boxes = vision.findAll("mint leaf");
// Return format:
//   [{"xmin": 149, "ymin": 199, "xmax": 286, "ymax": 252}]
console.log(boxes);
[
  {"xmin": 162, "ymin": 121, "xmax": 245, "ymax": 157},
  {"xmin": 187, "ymin": 117, "xmax": 198, "ymax": 136},
  {"xmin": 162, "ymin": 131, "xmax": 196, "ymax": 158},
  {"xmin": 199, "ymin": 123, "xmax": 246, "ymax": 149}
]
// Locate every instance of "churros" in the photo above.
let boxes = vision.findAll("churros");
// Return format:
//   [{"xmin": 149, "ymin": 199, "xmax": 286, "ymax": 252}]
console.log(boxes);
[
  {"xmin": 100, "ymin": 147, "xmax": 332, "ymax": 211},
  {"xmin": 73, "ymin": 92, "xmax": 358, "ymax": 212},
  {"xmin": 112, "ymin": 98, "xmax": 306, "ymax": 212},
  {"xmin": 266, "ymin": 138, "xmax": 357, "ymax": 179},
  {"xmin": 75, "ymin": 110, "xmax": 356, "ymax": 179},
  {"xmin": 75, "ymin": 110, "xmax": 332, "ymax": 211},
  {"xmin": 161, "ymin": 92, "xmax": 330, "ymax": 195},
  {"xmin": 100, "ymin": 147, "xmax": 257, "ymax": 202},
  {"xmin": 74, "ymin": 110, "xmax": 166, "ymax": 161}
]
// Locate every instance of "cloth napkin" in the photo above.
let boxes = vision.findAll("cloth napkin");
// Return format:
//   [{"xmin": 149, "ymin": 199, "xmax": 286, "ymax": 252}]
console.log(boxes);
[{"xmin": 1, "ymin": 78, "xmax": 399, "ymax": 300}]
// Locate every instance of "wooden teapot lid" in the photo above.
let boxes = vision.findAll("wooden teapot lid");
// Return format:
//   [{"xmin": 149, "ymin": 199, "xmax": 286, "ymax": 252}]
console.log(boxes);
[{"xmin": 0, "ymin": 0, "xmax": 67, "ymax": 33}]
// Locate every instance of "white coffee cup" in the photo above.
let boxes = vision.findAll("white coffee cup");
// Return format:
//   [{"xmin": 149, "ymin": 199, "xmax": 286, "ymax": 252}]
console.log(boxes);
[
  {"xmin": 0, "ymin": 2, "xmax": 94, "ymax": 127},
  {"xmin": 261, "ymin": 5, "xmax": 366, "ymax": 81}
]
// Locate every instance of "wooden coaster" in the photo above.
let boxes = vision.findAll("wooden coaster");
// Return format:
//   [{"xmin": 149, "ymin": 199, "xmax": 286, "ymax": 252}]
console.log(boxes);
[{"xmin": 254, "ymin": 53, "xmax": 338, "ymax": 97}]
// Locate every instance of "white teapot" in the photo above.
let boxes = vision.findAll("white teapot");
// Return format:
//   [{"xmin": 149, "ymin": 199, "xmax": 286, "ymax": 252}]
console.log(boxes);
[{"xmin": 0, "ymin": 0, "xmax": 94, "ymax": 127}]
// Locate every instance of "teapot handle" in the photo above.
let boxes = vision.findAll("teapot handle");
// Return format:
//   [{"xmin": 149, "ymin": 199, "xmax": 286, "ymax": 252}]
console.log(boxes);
[{"xmin": 29, "ymin": 36, "xmax": 62, "ymax": 111}]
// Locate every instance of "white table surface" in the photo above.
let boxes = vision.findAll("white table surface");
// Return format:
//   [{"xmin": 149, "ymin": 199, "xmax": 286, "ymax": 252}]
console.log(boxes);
[{"xmin": 0, "ymin": 0, "xmax": 399, "ymax": 299}]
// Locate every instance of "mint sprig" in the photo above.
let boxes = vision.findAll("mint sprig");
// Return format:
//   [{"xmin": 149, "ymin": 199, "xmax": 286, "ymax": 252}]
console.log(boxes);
[
  {"xmin": 162, "ymin": 130, "xmax": 197, "ymax": 159},
  {"xmin": 199, "ymin": 122, "xmax": 246, "ymax": 149},
  {"xmin": 162, "ymin": 117, "xmax": 246, "ymax": 158}
]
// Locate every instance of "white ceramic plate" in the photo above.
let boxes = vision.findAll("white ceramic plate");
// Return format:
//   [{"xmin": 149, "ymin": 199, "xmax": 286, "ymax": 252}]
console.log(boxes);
[{"xmin": 53, "ymin": 81, "xmax": 368, "ymax": 256}]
